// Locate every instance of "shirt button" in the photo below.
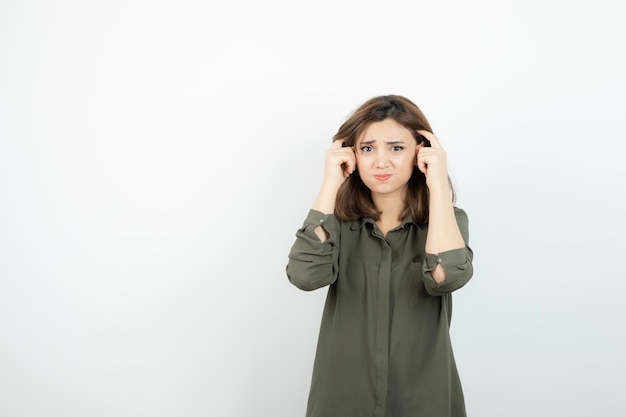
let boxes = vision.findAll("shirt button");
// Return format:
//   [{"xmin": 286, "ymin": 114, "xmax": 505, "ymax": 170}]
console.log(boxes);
[
  {"xmin": 437, "ymin": 258, "xmax": 443, "ymax": 263},
  {"xmin": 319, "ymin": 219, "xmax": 324, "ymax": 223}
]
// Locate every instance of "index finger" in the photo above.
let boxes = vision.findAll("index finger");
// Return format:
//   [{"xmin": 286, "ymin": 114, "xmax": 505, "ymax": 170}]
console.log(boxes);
[
  {"xmin": 417, "ymin": 130, "xmax": 443, "ymax": 149},
  {"xmin": 332, "ymin": 139, "xmax": 346, "ymax": 149}
]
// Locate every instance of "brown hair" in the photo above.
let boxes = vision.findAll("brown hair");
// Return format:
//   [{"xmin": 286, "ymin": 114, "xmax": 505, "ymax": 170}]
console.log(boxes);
[{"xmin": 332, "ymin": 95, "xmax": 455, "ymax": 225}]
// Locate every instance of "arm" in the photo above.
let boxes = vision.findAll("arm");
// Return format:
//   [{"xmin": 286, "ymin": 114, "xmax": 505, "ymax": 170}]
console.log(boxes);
[
  {"xmin": 311, "ymin": 139, "xmax": 355, "ymax": 242},
  {"xmin": 311, "ymin": 184, "xmax": 340, "ymax": 242},
  {"xmin": 416, "ymin": 130, "xmax": 474, "ymax": 294},
  {"xmin": 286, "ymin": 210, "xmax": 340, "ymax": 291},
  {"xmin": 422, "ymin": 207, "xmax": 473, "ymax": 295},
  {"xmin": 425, "ymin": 181, "xmax": 466, "ymax": 283},
  {"xmin": 286, "ymin": 139, "xmax": 355, "ymax": 290}
]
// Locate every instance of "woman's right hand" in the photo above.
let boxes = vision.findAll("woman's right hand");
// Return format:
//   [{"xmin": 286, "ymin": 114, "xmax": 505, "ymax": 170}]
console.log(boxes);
[
  {"xmin": 312, "ymin": 139, "xmax": 356, "ymax": 219},
  {"xmin": 322, "ymin": 139, "xmax": 356, "ymax": 189}
]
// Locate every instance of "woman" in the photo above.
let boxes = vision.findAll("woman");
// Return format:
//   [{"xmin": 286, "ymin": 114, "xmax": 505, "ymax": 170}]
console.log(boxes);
[{"xmin": 286, "ymin": 95, "xmax": 474, "ymax": 417}]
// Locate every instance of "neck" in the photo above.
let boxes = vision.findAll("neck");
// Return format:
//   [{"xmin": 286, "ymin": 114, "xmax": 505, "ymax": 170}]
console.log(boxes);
[{"xmin": 372, "ymin": 191, "xmax": 406, "ymax": 225}]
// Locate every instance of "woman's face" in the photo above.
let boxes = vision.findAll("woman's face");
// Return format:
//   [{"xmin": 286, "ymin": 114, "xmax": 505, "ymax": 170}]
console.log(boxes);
[{"xmin": 355, "ymin": 118, "xmax": 419, "ymax": 200}]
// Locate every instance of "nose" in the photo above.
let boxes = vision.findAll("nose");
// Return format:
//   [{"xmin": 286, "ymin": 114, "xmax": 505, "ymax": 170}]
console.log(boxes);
[{"xmin": 374, "ymin": 149, "xmax": 390, "ymax": 168}]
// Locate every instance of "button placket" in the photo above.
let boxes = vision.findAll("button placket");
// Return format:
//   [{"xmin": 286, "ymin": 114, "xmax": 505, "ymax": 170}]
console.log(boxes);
[{"xmin": 373, "ymin": 238, "xmax": 391, "ymax": 416}]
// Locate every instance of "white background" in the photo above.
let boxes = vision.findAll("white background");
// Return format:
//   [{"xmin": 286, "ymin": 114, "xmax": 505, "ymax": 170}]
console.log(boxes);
[{"xmin": 1, "ymin": 0, "xmax": 625, "ymax": 416}]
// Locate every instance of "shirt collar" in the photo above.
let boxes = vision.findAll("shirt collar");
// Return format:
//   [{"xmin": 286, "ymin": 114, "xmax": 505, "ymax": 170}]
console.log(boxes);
[{"xmin": 350, "ymin": 215, "xmax": 421, "ymax": 230}]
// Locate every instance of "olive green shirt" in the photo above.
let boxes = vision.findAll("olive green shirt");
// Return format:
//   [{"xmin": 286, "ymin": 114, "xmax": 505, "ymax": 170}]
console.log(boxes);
[{"xmin": 286, "ymin": 207, "xmax": 473, "ymax": 417}]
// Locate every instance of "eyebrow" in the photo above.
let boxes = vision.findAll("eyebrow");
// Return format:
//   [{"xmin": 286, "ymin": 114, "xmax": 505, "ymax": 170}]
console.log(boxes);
[{"xmin": 359, "ymin": 139, "xmax": 407, "ymax": 145}]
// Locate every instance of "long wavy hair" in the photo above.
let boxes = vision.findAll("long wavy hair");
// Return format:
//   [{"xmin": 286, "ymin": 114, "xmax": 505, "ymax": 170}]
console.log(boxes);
[{"xmin": 332, "ymin": 95, "xmax": 455, "ymax": 225}]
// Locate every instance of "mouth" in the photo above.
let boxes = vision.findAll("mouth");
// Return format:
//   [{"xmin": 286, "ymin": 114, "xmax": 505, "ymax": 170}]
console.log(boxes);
[{"xmin": 374, "ymin": 174, "xmax": 392, "ymax": 181}]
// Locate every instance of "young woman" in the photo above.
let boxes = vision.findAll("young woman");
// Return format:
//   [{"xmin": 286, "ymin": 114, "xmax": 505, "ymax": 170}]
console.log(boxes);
[{"xmin": 286, "ymin": 95, "xmax": 474, "ymax": 417}]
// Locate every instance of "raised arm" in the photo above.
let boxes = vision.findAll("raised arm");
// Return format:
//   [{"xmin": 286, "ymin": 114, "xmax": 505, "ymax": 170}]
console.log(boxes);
[
  {"xmin": 416, "ymin": 130, "xmax": 473, "ymax": 291},
  {"xmin": 286, "ymin": 139, "xmax": 355, "ymax": 291},
  {"xmin": 311, "ymin": 139, "xmax": 355, "ymax": 241}
]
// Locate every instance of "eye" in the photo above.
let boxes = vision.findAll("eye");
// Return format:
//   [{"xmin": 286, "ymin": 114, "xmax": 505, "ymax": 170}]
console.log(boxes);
[
  {"xmin": 360, "ymin": 145, "xmax": 373, "ymax": 152},
  {"xmin": 392, "ymin": 146, "xmax": 404, "ymax": 151}
]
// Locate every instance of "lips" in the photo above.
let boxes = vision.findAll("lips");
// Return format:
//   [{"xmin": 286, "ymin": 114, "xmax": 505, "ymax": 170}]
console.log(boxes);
[{"xmin": 374, "ymin": 174, "xmax": 392, "ymax": 181}]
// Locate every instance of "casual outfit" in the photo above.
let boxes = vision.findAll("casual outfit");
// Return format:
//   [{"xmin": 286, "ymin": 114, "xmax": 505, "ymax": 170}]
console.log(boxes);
[{"xmin": 286, "ymin": 207, "xmax": 473, "ymax": 417}]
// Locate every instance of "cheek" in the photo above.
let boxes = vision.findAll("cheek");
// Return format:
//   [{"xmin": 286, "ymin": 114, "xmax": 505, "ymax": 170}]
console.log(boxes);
[{"xmin": 398, "ymin": 154, "xmax": 416, "ymax": 168}]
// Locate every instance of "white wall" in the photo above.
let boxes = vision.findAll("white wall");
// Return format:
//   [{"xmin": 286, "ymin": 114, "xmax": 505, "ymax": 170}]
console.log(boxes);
[{"xmin": 1, "ymin": 1, "xmax": 625, "ymax": 416}]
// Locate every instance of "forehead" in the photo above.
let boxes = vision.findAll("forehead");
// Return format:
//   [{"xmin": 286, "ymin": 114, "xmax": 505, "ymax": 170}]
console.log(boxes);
[{"xmin": 357, "ymin": 118, "xmax": 414, "ymax": 143}]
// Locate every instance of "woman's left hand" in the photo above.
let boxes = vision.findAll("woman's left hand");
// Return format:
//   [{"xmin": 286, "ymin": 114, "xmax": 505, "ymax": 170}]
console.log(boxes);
[{"xmin": 416, "ymin": 130, "xmax": 449, "ymax": 188}]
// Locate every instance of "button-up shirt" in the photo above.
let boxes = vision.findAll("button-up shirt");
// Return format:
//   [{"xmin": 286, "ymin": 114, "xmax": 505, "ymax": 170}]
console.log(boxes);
[{"xmin": 286, "ymin": 207, "xmax": 474, "ymax": 417}]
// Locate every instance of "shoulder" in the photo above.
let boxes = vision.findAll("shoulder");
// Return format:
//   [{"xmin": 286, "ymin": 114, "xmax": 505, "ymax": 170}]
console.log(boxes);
[
  {"xmin": 452, "ymin": 206, "xmax": 471, "ymax": 240},
  {"xmin": 453, "ymin": 206, "xmax": 468, "ymax": 218}
]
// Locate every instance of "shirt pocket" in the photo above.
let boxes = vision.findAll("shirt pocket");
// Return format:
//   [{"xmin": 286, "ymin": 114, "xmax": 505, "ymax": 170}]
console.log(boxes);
[{"xmin": 409, "ymin": 254, "xmax": 426, "ymax": 308}]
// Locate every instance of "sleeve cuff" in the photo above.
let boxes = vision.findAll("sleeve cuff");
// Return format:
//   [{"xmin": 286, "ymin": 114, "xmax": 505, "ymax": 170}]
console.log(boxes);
[
  {"xmin": 422, "ymin": 245, "xmax": 473, "ymax": 294},
  {"xmin": 302, "ymin": 209, "xmax": 338, "ymax": 231},
  {"xmin": 423, "ymin": 246, "xmax": 469, "ymax": 272}
]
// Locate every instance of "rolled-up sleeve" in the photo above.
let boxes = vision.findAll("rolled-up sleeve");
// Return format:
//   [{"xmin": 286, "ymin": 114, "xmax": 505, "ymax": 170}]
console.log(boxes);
[
  {"xmin": 422, "ymin": 207, "xmax": 474, "ymax": 296},
  {"xmin": 286, "ymin": 209, "xmax": 340, "ymax": 291}
]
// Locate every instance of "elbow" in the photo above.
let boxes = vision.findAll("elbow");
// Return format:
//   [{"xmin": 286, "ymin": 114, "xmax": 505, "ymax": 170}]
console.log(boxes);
[
  {"xmin": 288, "ymin": 277, "xmax": 322, "ymax": 292},
  {"xmin": 286, "ymin": 262, "xmax": 335, "ymax": 292},
  {"xmin": 287, "ymin": 270, "xmax": 321, "ymax": 292},
  {"xmin": 424, "ymin": 262, "xmax": 473, "ymax": 296}
]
